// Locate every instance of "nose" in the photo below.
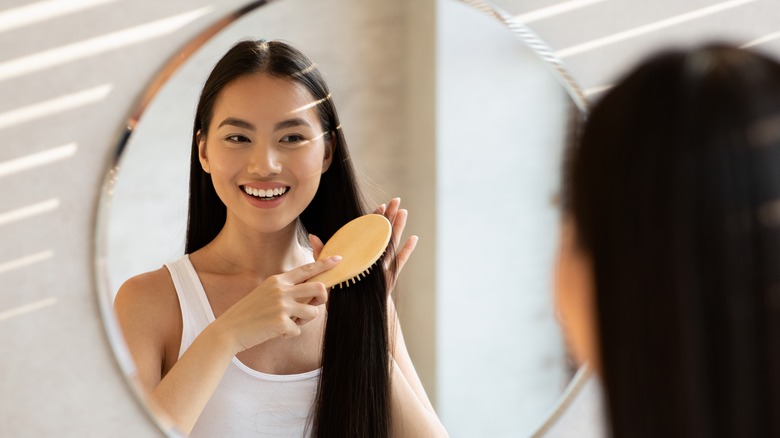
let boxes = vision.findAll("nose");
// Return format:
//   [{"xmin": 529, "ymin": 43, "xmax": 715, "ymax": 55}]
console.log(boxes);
[{"xmin": 247, "ymin": 143, "xmax": 282, "ymax": 177}]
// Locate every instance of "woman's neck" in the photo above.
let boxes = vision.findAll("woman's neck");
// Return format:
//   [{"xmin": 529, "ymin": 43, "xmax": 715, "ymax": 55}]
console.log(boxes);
[{"xmin": 198, "ymin": 218, "xmax": 311, "ymax": 279}]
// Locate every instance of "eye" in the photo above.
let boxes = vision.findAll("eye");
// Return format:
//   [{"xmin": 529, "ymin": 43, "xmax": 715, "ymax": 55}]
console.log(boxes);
[
  {"xmin": 280, "ymin": 134, "xmax": 305, "ymax": 144},
  {"xmin": 225, "ymin": 134, "xmax": 250, "ymax": 143}
]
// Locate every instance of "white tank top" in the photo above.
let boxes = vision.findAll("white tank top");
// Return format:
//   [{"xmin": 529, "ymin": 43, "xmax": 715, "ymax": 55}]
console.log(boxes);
[{"xmin": 165, "ymin": 255, "xmax": 319, "ymax": 438}]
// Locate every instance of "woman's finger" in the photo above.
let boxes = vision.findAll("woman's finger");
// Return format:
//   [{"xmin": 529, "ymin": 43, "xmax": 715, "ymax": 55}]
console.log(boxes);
[
  {"xmin": 290, "ymin": 303, "xmax": 320, "ymax": 325},
  {"xmin": 391, "ymin": 208, "xmax": 408, "ymax": 249},
  {"xmin": 395, "ymin": 235, "xmax": 418, "ymax": 274},
  {"xmin": 385, "ymin": 197, "xmax": 400, "ymax": 225},
  {"xmin": 385, "ymin": 235, "xmax": 418, "ymax": 291},
  {"xmin": 308, "ymin": 233, "xmax": 325, "ymax": 260},
  {"xmin": 279, "ymin": 318, "xmax": 303, "ymax": 338},
  {"xmin": 290, "ymin": 282, "xmax": 328, "ymax": 304},
  {"xmin": 306, "ymin": 290, "xmax": 328, "ymax": 307},
  {"xmin": 283, "ymin": 256, "xmax": 341, "ymax": 284},
  {"xmin": 382, "ymin": 208, "xmax": 407, "ymax": 269}
]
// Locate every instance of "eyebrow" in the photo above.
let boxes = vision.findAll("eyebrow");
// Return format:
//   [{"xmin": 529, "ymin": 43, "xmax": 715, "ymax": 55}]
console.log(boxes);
[
  {"xmin": 217, "ymin": 117, "xmax": 255, "ymax": 130},
  {"xmin": 274, "ymin": 118, "xmax": 311, "ymax": 131},
  {"xmin": 216, "ymin": 117, "xmax": 312, "ymax": 132}
]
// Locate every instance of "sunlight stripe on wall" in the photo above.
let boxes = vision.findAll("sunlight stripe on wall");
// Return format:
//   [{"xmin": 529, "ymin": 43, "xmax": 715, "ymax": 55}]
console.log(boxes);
[
  {"xmin": 514, "ymin": 0, "xmax": 607, "ymax": 25},
  {"xmin": 0, "ymin": 143, "xmax": 77, "ymax": 178},
  {"xmin": 0, "ymin": 199, "xmax": 60, "ymax": 227},
  {"xmin": 0, "ymin": 0, "xmax": 121, "ymax": 33},
  {"xmin": 0, "ymin": 250, "xmax": 54, "ymax": 275},
  {"xmin": 556, "ymin": 0, "xmax": 759, "ymax": 58},
  {"xmin": 0, "ymin": 85, "xmax": 112, "ymax": 131},
  {"xmin": 0, "ymin": 297, "xmax": 58, "ymax": 322},
  {"xmin": 0, "ymin": 6, "xmax": 213, "ymax": 82},
  {"xmin": 742, "ymin": 30, "xmax": 780, "ymax": 48}
]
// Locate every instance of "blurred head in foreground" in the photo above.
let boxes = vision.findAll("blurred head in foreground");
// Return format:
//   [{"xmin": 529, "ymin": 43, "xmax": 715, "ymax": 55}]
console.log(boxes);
[{"xmin": 557, "ymin": 44, "xmax": 780, "ymax": 437}]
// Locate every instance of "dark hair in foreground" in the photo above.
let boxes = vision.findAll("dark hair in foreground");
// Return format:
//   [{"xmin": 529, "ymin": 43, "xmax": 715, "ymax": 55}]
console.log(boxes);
[
  {"xmin": 186, "ymin": 40, "xmax": 392, "ymax": 437},
  {"xmin": 564, "ymin": 44, "xmax": 780, "ymax": 437}
]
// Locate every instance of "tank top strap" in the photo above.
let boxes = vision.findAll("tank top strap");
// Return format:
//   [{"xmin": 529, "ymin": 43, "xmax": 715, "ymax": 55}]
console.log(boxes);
[{"xmin": 164, "ymin": 255, "xmax": 215, "ymax": 358}]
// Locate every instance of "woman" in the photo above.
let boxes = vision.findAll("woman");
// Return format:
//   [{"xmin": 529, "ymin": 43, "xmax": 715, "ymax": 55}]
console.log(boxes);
[
  {"xmin": 115, "ymin": 40, "xmax": 447, "ymax": 437},
  {"xmin": 556, "ymin": 44, "xmax": 780, "ymax": 437}
]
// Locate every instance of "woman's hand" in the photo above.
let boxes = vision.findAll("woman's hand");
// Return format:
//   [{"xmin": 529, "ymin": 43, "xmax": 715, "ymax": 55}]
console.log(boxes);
[
  {"xmin": 213, "ymin": 256, "xmax": 341, "ymax": 355},
  {"xmin": 375, "ymin": 197, "xmax": 418, "ymax": 294},
  {"xmin": 308, "ymin": 198, "xmax": 418, "ymax": 295}
]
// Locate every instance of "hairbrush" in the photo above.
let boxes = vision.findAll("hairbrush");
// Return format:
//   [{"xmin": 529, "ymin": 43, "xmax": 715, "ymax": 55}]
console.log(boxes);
[{"xmin": 307, "ymin": 214, "xmax": 392, "ymax": 289}]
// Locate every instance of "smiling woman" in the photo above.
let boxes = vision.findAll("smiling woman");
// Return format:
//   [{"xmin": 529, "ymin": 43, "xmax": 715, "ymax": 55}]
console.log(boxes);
[{"xmin": 113, "ymin": 39, "xmax": 446, "ymax": 437}]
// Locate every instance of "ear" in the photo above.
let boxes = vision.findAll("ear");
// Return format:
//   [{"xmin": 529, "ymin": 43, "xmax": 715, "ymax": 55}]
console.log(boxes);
[
  {"xmin": 554, "ymin": 218, "xmax": 600, "ymax": 372},
  {"xmin": 321, "ymin": 131, "xmax": 335, "ymax": 173},
  {"xmin": 197, "ymin": 129, "xmax": 210, "ymax": 174}
]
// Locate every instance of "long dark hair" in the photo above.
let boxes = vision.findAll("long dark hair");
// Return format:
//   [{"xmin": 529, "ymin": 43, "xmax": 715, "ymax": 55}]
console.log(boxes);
[
  {"xmin": 186, "ymin": 40, "xmax": 391, "ymax": 437},
  {"xmin": 564, "ymin": 44, "xmax": 780, "ymax": 437}
]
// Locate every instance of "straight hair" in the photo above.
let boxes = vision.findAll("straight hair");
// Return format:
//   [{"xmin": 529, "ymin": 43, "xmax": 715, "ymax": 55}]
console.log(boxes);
[
  {"xmin": 564, "ymin": 44, "xmax": 780, "ymax": 437},
  {"xmin": 186, "ymin": 39, "xmax": 392, "ymax": 437}
]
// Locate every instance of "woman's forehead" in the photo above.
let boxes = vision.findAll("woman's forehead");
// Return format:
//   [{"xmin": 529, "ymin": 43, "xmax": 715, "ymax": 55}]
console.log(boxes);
[{"xmin": 212, "ymin": 73, "xmax": 322, "ymax": 127}]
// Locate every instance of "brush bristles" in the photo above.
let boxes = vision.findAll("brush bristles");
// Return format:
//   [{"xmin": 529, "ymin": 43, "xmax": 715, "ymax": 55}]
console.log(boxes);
[
  {"xmin": 333, "ymin": 267, "xmax": 374, "ymax": 290},
  {"xmin": 330, "ymin": 250, "xmax": 386, "ymax": 291}
]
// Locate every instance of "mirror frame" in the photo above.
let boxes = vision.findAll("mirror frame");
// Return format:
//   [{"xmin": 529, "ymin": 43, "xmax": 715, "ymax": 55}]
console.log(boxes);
[{"xmin": 93, "ymin": 0, "xmax": 591, "ymax": 436}]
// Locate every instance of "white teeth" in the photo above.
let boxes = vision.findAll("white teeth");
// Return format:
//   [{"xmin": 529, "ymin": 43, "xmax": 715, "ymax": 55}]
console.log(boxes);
[{"xmin": 244, "ymin": 186, "xmax": 288, "ymax": 198}]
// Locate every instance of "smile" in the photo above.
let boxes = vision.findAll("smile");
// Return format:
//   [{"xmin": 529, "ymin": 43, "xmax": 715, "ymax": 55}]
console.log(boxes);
[{"xmin": 242, "ymin": 185, "xmax": 289, "ymax": 200}]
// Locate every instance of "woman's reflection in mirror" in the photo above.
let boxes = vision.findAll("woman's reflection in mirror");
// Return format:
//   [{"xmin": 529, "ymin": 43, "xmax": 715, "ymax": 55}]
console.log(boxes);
[
  {"xmin": 114, "ymin": 39, "xmax": 447, "ymax": 438},
  {"xmin": 556, "ymin": 44, "xmax": 780, "ymax": 437}
]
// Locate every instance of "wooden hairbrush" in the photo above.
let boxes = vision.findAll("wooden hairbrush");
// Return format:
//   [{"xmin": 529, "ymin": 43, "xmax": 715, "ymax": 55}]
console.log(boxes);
[{"xmin": 307, "ymin": 214, "xmax": 392, "ymax": 289}]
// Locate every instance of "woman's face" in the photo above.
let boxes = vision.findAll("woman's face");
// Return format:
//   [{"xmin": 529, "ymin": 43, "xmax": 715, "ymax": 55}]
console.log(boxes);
[
  {"xmin": 198, "ymin": 73, "xmax": 333, "ymax": 235},
  {"xmin": 554, "ymin": 218, "xmax": 600, "ymax": 372}
]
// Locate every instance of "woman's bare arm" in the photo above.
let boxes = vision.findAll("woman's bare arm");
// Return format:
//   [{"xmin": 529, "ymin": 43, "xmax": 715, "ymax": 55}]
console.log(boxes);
[
  {"xmin": 114, "ymin": 257, "xmax": 339, "ymax": 435},
  {"xmin": 114, "ymin": 269, "xmax": 235, "ymax": 434},
  {"xmin": 388, "ymin": 298, "xmax": 448, "ymax": 436}
]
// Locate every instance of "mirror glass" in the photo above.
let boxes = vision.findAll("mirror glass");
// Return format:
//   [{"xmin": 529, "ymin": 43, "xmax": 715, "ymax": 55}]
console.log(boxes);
[
  {"xmin": 96, "ymin": 0, "xmax": 587, "ymax": 436},
  {"xmin": 434, "ymin": 2, "xmax": 583, "ymax": 436}
]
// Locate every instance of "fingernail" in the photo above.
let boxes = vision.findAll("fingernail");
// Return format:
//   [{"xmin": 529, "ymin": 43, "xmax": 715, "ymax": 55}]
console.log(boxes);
[{"xmin": 330, "ymin": 255, "xmax": 342, "ymax": 262}]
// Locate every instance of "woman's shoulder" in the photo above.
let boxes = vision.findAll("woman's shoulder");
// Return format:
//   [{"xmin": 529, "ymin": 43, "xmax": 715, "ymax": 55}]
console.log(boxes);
[
  {"xmin": 116, "ymin": 265, "xmax": 177, "ymax": 303},
  {"xmin": 114, "ymin": 265, "xmax": 181, "ymax": 334},
  {"xmin": 114, "ymin": 265, "xmax": 184, "ymax": 386}
]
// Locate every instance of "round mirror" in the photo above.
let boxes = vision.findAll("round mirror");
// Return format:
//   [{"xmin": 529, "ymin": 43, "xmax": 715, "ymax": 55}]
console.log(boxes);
[{"xmin": 95, "ymin": 0, "xmax": 588, "ymax": 436}]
